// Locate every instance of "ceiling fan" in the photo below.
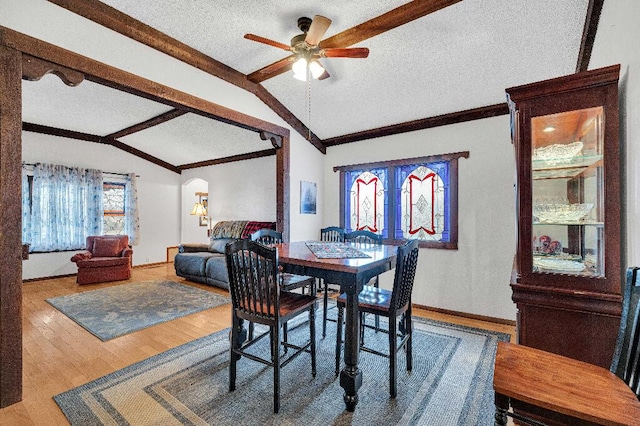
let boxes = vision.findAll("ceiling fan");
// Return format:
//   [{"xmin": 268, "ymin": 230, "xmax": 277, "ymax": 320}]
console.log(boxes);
[{"xmin": 244, "ymin": 15, "xmax": 369, "ymax": 81}]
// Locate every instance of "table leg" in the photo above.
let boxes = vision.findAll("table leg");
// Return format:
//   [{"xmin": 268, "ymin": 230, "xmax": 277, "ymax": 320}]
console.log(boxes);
[
  {"xmin": 494, "ymin": 392, "xmax": 509, "ymax": 426},
  {"xmin": 339, "ymin": 292, "xmax": 362, "ymax": 411}
]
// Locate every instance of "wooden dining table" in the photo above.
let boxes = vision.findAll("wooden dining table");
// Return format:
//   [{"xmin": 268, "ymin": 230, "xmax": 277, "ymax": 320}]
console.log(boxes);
[
  {"xmin": 493, "ymin": 341, "xmax": 640, "ymax": 425},
  {"xmin": 275, "ymin": 241, "xmax": 398, "ymax": 412}
]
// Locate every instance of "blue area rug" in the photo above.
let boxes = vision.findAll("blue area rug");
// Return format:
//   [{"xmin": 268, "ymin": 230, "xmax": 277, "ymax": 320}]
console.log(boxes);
[
  {"xmin": 46, "ymin": 280, "xmax": 230, "ymax": 341},
  {"xmin": 54, "ymin": 315, "xmax": 509, "ymax": 425}
]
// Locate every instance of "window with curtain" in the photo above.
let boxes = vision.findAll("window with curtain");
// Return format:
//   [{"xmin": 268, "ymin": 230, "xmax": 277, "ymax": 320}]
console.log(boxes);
[
  {"xmin": 22, "ymin": 163, "xmax": 139, "ymax": 252},
  {"xmin": 337, "ymin": 151, "xmax": 469, "ymax": 249}
]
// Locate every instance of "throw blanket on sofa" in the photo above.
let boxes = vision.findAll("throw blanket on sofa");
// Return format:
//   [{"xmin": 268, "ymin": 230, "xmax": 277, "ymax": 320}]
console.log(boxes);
[{"xmin": 210, "ymin": 221, "xmax": 276, "ymax": 239}]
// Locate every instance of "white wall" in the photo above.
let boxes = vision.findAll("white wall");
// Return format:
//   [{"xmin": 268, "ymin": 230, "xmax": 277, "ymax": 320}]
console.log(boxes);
[
  {"xmin": 22, "ymin": 132, "xmax": 182, "ymax": 279},
  {"xmin": 179, "ymin": 131, "xmax": 326, "ymax": 243},
  {"xmin": 181, "ymin": 155, "xmax": 276, "ymax": 233},
  {"xmin": 589, "ymin": 0, "xmax": 640, "ymax": 267},
  {"xmin": 182, "ymin": 178, "xmax": 209, "ymax": 244},
  {"xmin": 289, "ymin": 132, "xmax": 325, "ymax": 241},
  {"xmin": 324, "ymin": 116, "xmax": 517, "ymax": 321}
]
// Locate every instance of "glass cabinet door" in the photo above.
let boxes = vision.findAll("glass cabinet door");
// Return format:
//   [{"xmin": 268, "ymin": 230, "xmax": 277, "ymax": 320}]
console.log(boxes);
[{"xmin": 530, "ymin": 106, "xmax": 604, "ymax": 277}]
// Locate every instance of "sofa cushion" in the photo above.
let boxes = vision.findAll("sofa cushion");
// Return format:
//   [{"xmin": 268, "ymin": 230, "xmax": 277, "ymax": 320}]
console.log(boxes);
[
  {"xmin": 205, "ymin": 256, "xmax": 230, "ymax": 285},
  {"xmin": 208, "ymin": 238, "xmax": 237, "ymax": 254},
  {"xmin": 76, "ymin": 257, "xmax": 129, "ymax": 268},
  {"xmin": 175, "ymin": 252, "xmax": 220, "ymax": 276},
  {"xmin": 92, "ymin": 238, "xmax": 122, "ymax": 257}
]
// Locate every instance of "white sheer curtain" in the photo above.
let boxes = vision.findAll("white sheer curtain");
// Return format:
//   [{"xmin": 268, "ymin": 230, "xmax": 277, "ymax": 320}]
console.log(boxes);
[
  {"xmin": 21, "ymin": 166, "xmax": 31, "ymax": 244},
  {"xmin": 28, "ymin": 163, "xmax": 103, "ymax": 251},
  {"xmin": 124, "ymin": 173, "xmax": 140, "ymax": 245}
]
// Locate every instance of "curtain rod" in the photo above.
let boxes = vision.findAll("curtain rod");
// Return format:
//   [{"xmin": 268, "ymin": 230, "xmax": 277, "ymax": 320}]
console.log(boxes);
[{"xmin": 22, "ymin": 162, "xmax": 140, "ymax": 177}]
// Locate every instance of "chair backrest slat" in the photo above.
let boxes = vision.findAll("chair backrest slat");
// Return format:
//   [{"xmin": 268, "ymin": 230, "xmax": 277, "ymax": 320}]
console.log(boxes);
[
  {"xmin": 610, "ymin": 266, "xmax": 640, "ymax": 398},
  {"xmin": 390, "ymin": 239, "xmax": 420, "ymax": 313},
  {"xmin": 320, "ymin": 226, "xmax": 345, "ymax": 242},
  {"xmin": 251, "ymin": 229, "xmax": 283, "ymax": 246},
  {"xmin": 344, "ymin": 230, "xmax": 382, "ymax": 246},
  {"xmin": 226, "ymin": 239, "xmax": 280, "ymax": 322}
]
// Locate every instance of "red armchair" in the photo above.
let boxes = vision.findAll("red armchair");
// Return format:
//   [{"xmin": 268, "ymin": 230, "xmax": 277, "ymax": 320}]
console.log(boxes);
[{"xmin": 70, "ymin": 235, "xmax": 133, "ymax": 285}]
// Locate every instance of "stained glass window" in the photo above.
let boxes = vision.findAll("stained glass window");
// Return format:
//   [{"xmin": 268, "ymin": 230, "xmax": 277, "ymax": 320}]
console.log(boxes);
[
  {"xmin": 103, "ymin": 182, "xmax": 125, "ymax": 235},
  {"xmin": 396, "ymin": 163, "xmax": 449, "ymax": 242},
  {"xmin": 344, "ymin": 167, "xmax": 388, "ymax": 237},
  {"xmin": 337, "ymin": 151, "xmax": 467, "ymax": 249}
]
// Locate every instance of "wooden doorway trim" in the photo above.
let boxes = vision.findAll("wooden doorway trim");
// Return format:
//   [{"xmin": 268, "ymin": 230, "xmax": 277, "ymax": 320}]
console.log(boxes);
[
  {"xmin": 0, "ymin": 25, "xmax": 289, "ymax": 406},
  {"xmin": 0, "ymin": 44, "xmax": 23, "ymax": 408}
]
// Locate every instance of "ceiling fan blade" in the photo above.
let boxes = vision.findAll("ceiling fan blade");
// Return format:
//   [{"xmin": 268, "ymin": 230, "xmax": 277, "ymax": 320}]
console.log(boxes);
[
  {"xmin": 318, "ymin": 69, "xmax": 331, "ymax": 80},
  {"xmin": 246, "ymin": 0, "xmax": 461, "ymax": 82},
  {"xmin": 305, "ymin": 15, "xmax": 332, "ymax": 46},
  {"xmin": 322, "ymin": 47, "xmax": 369, "ymax": 58},
  {"xmin": 244, "ymin": 34, "xmax": 291, "ymax": 51},
  {"xmin": 247, "ymin": 55, "xmax": 295, "ymax": 83},
  {"xmin": 320, "ymin": 0, "xmax": 462, "ymax": 49}
]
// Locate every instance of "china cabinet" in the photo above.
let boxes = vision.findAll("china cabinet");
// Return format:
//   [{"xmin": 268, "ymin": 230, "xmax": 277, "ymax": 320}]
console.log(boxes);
[{"xmin": 507, "ymin": 64, "xmax": 622, "ymax": 368}]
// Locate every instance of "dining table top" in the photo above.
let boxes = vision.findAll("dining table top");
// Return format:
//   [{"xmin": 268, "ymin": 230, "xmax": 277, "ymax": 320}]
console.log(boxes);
[
  {"xmin": 274, "ymin": 241, "xmax": 398, "ymax": 274},
  {"xmin": 493, "ymin": 341, "xmax": 640, "ymax": 425}
]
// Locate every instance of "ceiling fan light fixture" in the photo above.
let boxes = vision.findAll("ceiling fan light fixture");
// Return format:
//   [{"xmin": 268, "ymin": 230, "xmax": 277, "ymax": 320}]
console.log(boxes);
[
  {"xmin": 292, "ymin": 57, "xmax": 325, "ymax": 81},
  {"xmin": 292, "ymin": 57, "xmax": 308, "ymax": 81},
  {"xmin": 309, "ymin": 60, "xmax": 325, "ymax": 79}
]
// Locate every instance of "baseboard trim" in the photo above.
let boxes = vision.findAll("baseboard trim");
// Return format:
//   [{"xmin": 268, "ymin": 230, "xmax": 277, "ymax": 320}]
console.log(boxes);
[
  {"xmin": 133, "ymin": 262, "xmax": 169, "ymax": 269},
  {"xmin": 23, "ymin": 262, "xmax": 172, "ymax": 282},
  {"xmin": 22, "ymin": 273, "xmax": 76, "ymax": 283},
  {"xmin": 413, "ymin": 303, "xmax": 516, "ymax": 326}
]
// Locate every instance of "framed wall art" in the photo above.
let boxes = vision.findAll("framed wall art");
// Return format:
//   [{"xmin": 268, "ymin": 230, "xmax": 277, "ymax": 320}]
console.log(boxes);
[{"xmin": 300, "ymin": 181, "xmax": 317, "ymax": 214}]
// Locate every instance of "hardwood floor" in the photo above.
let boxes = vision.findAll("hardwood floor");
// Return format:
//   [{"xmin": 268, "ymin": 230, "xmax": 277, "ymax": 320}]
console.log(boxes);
[{"xmin": 1, "ymin": 263, "xmax": 515, "ymax": 425}]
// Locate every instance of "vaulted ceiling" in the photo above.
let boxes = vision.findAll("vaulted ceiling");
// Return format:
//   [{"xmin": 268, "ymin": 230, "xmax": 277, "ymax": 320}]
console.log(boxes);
[{"xmin": 20, "ymin": 0, "xmax": 601, "ymax": 172}]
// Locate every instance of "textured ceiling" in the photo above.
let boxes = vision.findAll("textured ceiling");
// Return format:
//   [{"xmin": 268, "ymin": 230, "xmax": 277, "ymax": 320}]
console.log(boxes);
[
  {"xmin": 21, "ymin": 0, "xmax": 591, "ymax": 167},
  {"xmin": 22, "ymin": 76, "xmax": 174, "ymax": 135},
  {"xmin": 119, "ymin": 113, "xmax": 270, "ymax": 167}
]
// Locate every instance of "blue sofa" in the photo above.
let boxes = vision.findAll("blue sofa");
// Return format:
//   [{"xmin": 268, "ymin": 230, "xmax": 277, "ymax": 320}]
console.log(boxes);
[{"xmin": 174, "ymin": 220, "xmax": 275, "ymax": 290}]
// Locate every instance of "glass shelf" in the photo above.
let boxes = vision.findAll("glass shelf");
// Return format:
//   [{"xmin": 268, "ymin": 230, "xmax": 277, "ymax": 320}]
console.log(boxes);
[
  {"xmin": 532, "ymin": 154, "xmax": 603, "ymax": 171},
  {"xmin": 530, "ymin": 107, "xmax": 604, "ymax": 279},
  {"xmin": 533, "ymin": 221, "xmax": 604, "ymax": 226}
]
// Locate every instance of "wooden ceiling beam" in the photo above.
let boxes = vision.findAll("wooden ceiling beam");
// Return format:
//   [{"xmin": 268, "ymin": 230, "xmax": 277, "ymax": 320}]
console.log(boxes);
[
  {"xmin": 247, "ymin": 0, "xmax": 463, "ymax": 83},
  {"xmin": 22, "ymin": 122, "xmax": 102, "ymax": 143},
  {"xmin": 22, "ymin": 121, "xmax": 181, "ymax": 173},
  {"xmin": 106, "ymin": 139, "xmax": 181, "ymax": 174},
  {"xmin": 46, "ymin": 0, "xmax": 255, "ymax": 93},
  {"xmin": 576, "ymin": 0, "xmax": 605, "ymax": 73},
  {"xmin": 321, "ymin": 0, "xmax": 463, "ymax": 48},
  {"xmin": 179, "ymin": 148, "xmax": 276, "ymax": 170},
  {"xmin": 323, "ymin": 103, "xmax": 509, "ymax": 147},
  {"xmin": 254, "ymin": 85, "xmax": 325, "ymax": 153},
  {"xmin": 1, "ymin": 27, "xmax": 287, "ymax": 138},
  {"xmin": 45, "ymin": 0, "xmax": 324, "ymax": 153},
  {"xmin": 104, "ymin": 108, "xmax": 187, "ymax": 140}
]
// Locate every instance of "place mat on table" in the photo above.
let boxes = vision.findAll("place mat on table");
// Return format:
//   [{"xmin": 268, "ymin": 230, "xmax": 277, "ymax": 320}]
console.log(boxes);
[{"xmin": 305, "ymin": 242, "xmax": 370, "ymax": 259}]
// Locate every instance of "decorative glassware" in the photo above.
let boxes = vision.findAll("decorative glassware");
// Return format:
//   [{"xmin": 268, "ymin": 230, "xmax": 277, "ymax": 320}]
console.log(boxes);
[
  {"xmin": 533, "ymin": 201, "xmax": 594, "ymax": 223},
  {"xmin": 533, "ymin": 257, "xmax": 586, "ymax": 273},
  {"xmin": 533, "ymin": 141, "xmax": 583, "ymax": 164}
]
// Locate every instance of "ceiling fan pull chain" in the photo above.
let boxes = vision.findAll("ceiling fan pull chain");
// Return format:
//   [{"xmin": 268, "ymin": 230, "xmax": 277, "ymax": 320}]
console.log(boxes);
[{"xmin": 307, "ymin": 64, "xmax": 312, "ymax": 140}]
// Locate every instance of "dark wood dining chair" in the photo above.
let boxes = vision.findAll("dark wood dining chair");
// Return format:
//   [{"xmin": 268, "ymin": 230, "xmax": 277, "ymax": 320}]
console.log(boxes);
[
  {"xmin": 250, "ymin": 229, "xmax": 317, "ymax": 343},
  {"xmin": 493, "ymin": 266, "xmax": 640, "ymax": 425},
  {"xmin": 250, "ymin": 229, "xmax": 315, "ymax": 294},
  {"xmin": 226, "ymin": 239, "xmax": 317, "ymax": 414},
  {"xmin": 320, "ymin": 226, "xmax": 345, "ymax": 243},
  {"xmin": 335, "ymin": 239, "xmax": 419, "ymax": 398},
  {"xmin": 344, "ymin": 229, "xmax": 383, "ymax": 330},
  {"xmin": 319, "ymin": 226, "xmax": 346, "ymax": 337}
]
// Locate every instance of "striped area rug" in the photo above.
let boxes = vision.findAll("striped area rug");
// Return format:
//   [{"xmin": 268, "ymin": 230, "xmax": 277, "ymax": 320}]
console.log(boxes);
[{"xmin": 54, "ymin": 316, "xmax": 509, "ymax": 425}]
